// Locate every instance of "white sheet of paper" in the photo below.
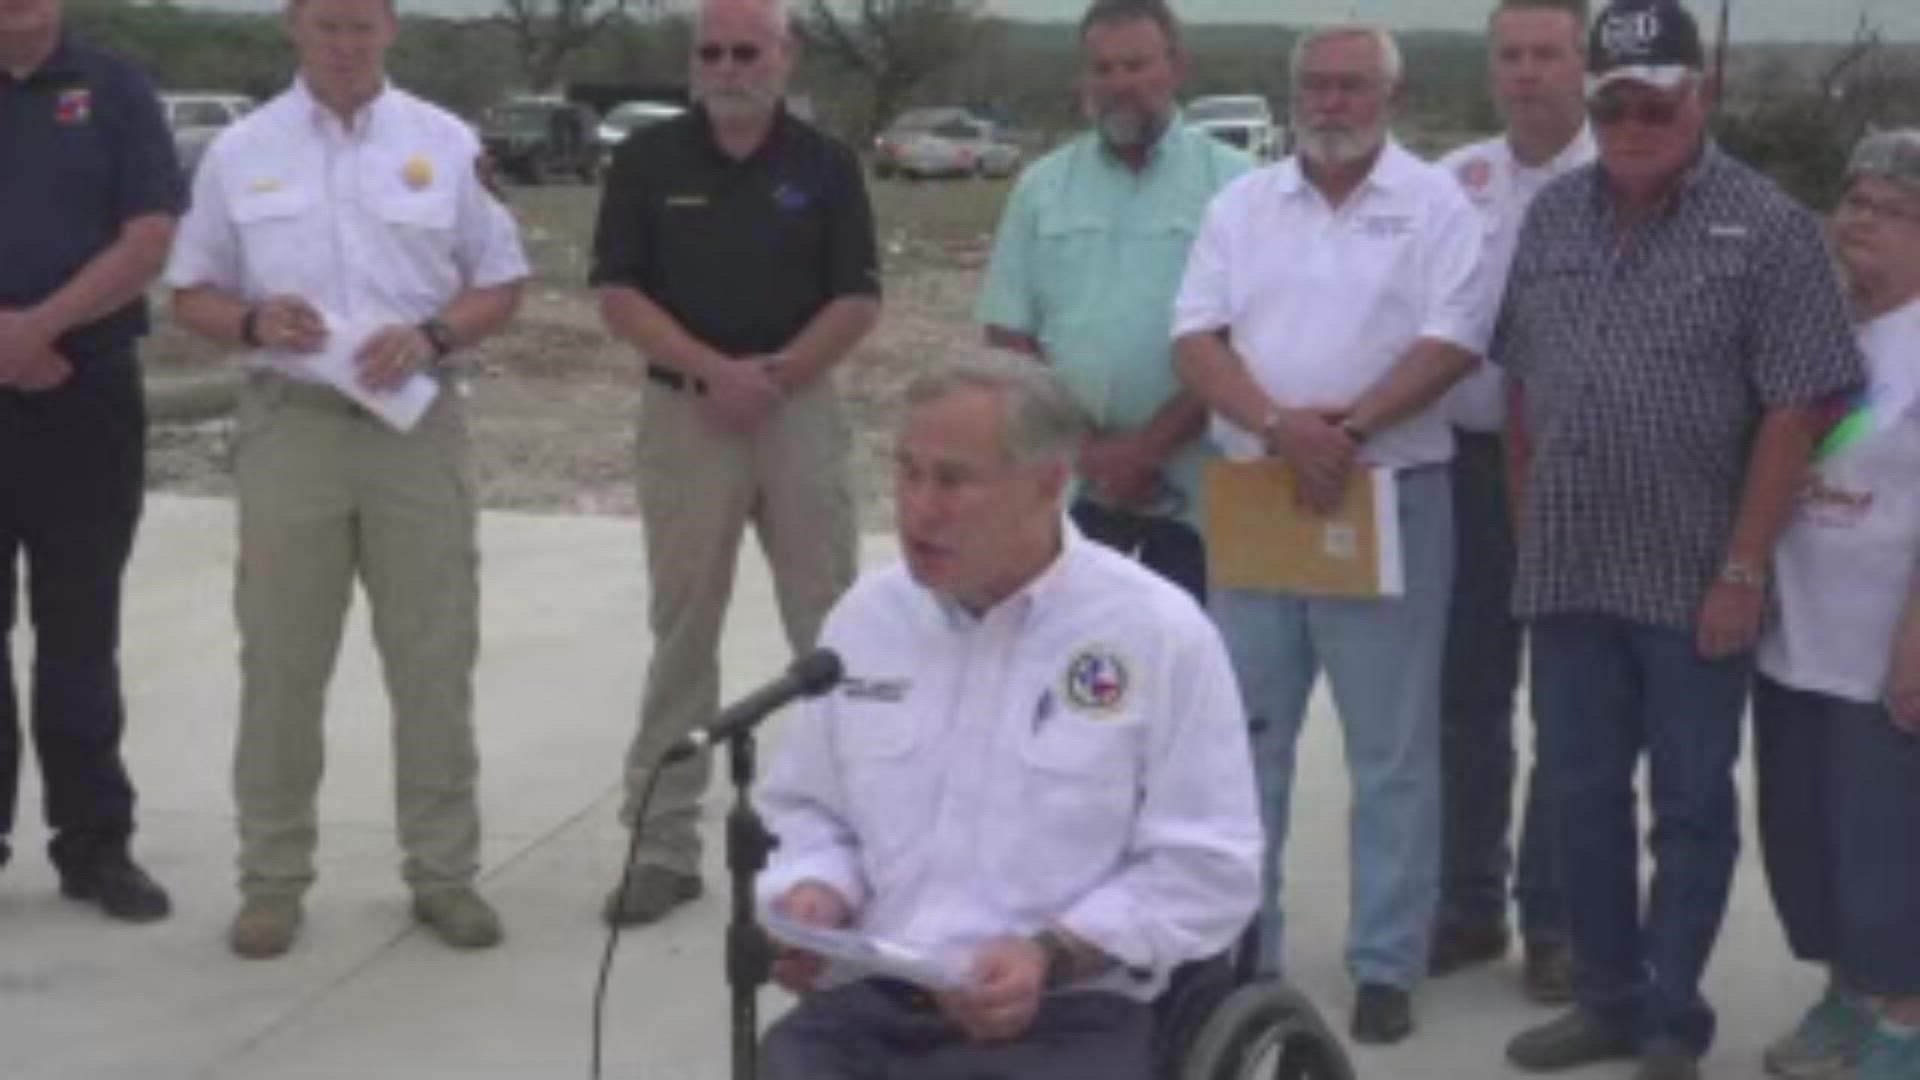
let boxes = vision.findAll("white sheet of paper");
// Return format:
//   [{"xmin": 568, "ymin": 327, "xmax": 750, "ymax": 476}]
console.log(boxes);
[
  {"xmin": 289, "ymin": 312, "xmax": 439, "ymax": 433},
  {"xmin": 761, "ymin": 911, "xmax": 971, "ymax": 992}
]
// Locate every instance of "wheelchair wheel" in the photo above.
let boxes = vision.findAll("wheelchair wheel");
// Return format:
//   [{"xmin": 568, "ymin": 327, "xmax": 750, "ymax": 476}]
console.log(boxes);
[
  {"xmin": 1179, "ymin": 981, "xmax": 1356, "ymax": 1080},
  {"xmin": 1154, "ymin": 955, "xmax": 1241, "ymax": 1078}
]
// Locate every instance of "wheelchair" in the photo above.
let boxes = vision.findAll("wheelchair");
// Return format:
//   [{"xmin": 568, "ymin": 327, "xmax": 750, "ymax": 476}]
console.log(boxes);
[{"xmin": 1152, "ymin": 933, "xmax": 1356, "ymax": 1080}]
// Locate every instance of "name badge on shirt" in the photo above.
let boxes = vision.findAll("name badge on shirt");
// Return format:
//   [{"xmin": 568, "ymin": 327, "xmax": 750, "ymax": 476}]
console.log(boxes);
[
  {"xmin": 54, "ymin": 88, "xmax": 92, "ymax": 126},
  {"xmin": 664, "ymin": 193, "xmax": 709, "ymax": 208},
  {"xmin": 842, "ymin": 676, "xmax": 910, "ymax": 704},
  {"xmin": 1357, "ymin": 213, "xmax": 1414, "ymax": 239}
]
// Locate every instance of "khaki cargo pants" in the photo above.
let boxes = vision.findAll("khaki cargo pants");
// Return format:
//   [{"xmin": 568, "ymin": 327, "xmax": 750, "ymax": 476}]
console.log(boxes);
[
  {"xmin": 624, "ymin": 377, "xmax": 857, "ymax": 874},
  {"xmin": 231, "ymin": 375, "xmax": 481, "ymax": 897}
]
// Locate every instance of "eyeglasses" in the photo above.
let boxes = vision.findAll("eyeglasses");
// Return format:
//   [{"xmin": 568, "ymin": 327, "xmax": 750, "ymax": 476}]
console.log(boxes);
[
  {"xmin": 697, "ymin": 42, "xmax": 762, "ymax": 65},
  {"xmin": 1588, "ymin": 96, "xmax": 1682, "ymax": 127},
  {"xmin": 1838, "ymin": 188, "xmax": 1920, "ymax": 226}
]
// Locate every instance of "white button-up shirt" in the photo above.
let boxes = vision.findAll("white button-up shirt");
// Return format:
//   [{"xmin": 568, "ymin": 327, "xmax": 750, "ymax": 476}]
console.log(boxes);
[
  {"xmin": 164, "ymin": 79, "xmax": 528, "ymax": 382},
  {"xmin": 1438, "ymin": 127, "xmax": 1597, "ymax": 432},
  {"xmin": 1172, "ymin": 139, "xmax": 1487, "ymax": 468},
  {"xmin": 756, "ymin": 528, "xmax": 1262, "ymax": 999}
]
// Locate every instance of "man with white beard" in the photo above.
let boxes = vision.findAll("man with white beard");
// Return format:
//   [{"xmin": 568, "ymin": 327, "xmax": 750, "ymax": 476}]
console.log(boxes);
[{"xmin": 1172, "ymin": 24, "xmax": 1487, "ymax": 1046}]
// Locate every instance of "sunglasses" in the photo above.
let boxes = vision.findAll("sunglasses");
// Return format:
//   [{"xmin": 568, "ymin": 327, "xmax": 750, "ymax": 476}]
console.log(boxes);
[
  {"xmin": 697, "ymin": 42, "xmax": 762, "ymax": 65},
  {"xmin": 1588, "ymin": 96, "xmax": 1682, "ymax": 127}
]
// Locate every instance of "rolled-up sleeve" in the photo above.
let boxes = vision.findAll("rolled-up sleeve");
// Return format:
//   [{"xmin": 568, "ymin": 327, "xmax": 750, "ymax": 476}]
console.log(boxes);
[
  {"xmin": 1417, "ymin": 186, "xmax": 1489, "ymax": 353},
  {"xmin": 1058, "ymin": 620, "xmax": 1263, "ymax": 977},
  {"xmin": 975, "ymin": 170, "xmax": 1041, "ymax": 336},
  {"xmin": 755, "ymin": 692, "xmax": 872, "ymax": 915},
  {"xmin": 163, "ymin": 136, "xmax": 241, "ymax": 292},
  {"xmin": 1170, "ymin": 190, "xmax": 1239, "ymax": 340}
]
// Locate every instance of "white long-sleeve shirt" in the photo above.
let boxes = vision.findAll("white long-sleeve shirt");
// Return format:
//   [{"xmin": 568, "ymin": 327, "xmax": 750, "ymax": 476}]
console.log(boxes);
[{"xmin": 756, "ymin": 528, "xmax": 1263, "ymax": 999}]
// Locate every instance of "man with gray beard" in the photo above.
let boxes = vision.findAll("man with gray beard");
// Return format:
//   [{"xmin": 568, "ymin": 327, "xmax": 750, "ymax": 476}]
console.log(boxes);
[
  {"xmin": 1173, "ymin": 25, "xmax": 1488, "ymax": 1045},
  {"xmin": 977, "ymin": 0, "xmax": 1251, "ymax": 601},
  {"xmin": 590, "ymin": 0, "xmax": 880, "ymax": 927}
]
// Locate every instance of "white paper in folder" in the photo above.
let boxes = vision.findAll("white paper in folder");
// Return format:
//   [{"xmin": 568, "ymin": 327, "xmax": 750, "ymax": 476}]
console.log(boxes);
[
  {"xmin": 761, "ymin": 911, "xmax": 971, "ymax": 991},
  {"xmin": 284, "ymin": 311, "xmax": 440, "ymax": 433}
]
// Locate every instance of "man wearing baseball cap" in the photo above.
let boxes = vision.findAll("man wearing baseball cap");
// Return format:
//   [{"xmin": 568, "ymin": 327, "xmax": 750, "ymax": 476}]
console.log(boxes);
[{"xmin": 1490, "ymin": 1, "xmax": 1863, "ymax": 1077}]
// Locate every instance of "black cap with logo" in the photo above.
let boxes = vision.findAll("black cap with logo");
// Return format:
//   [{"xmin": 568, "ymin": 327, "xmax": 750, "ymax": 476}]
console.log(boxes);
[{"xmin": 1587, "ymin": 0, "xmax": 1706, "ymax": 97}]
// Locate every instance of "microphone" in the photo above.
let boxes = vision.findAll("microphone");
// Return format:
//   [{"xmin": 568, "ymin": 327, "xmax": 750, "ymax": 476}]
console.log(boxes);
[{"xmin": 664, "ymin": 648, "xmax": 844, "ymax": 761}]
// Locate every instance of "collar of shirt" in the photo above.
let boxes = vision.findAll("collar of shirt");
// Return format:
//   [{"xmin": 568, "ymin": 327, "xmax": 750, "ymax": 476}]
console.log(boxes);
[
  {"xmin": 1272, "ymin": 136, "xmax": 1421, "ymax": 204},
  {"xmin": 688, "ymin": 101, "xmax": 794, "ymax": 168},
  {"xmin": 926, "ymin": 520, "xmax": 1086, "ymax": 633},
  {"xmin": 289, "ymin": 75, "xmax": 396, "ymax": 144},
  {"xmin": 3, "ymin": 32, "xmax": 80, "ymax": 84},
  {"xmin": 1512, "ymin": 123, "xmax": 1596, "ymax": 182},
  {"xmin": 1586, "ymin": 138, "xmax": 1727, "ymax": 226}
]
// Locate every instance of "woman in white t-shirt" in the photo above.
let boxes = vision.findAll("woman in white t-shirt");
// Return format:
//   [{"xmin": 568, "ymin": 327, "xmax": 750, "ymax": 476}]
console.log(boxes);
[{"xmin": 1754, "ymin": 128, "xmax": 1920, "ymax": 1080}]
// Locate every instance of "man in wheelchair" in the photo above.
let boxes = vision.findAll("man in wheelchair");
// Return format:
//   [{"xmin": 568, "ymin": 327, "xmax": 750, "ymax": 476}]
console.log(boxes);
[{"xmin": 753, "ymin": 356, "xmax": 1264, "ymax": 1079}]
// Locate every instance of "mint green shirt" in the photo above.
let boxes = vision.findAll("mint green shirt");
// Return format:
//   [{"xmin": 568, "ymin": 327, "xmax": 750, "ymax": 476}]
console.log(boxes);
[{"xmin": 977, "ymin": 120, "xmax": 1253, "ymax": 526}]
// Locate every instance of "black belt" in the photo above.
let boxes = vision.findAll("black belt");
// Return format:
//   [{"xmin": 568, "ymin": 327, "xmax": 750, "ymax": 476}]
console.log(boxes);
[
  {"xmin": 865, "ymin": 977, "xmax": 941, "ymax": 1014},
  {"xmin": 646, "ymin": 365, "xmax": 705, "ymax": 394}
]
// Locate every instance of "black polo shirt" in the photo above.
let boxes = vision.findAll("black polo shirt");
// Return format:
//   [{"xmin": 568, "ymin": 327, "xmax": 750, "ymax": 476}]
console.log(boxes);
[
  {"xmin": 0, "ymin": 35, "xmax": 179, "ymax": 359},
  {"xmin": 589, "ymin": 105, "xmax": 879, "ymax": 358}
]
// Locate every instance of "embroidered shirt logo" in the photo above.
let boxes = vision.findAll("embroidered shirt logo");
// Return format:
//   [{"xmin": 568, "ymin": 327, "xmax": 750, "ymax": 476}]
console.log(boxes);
[
  {"xmin": 1063, "ymin": 648, "xmax": 1130, "ymax": 714},
  {"xmin": 402, "ymin": 155, "xmax": 435, "ymax": 191},
  {"xmin": 54, "ymin": 88, "xmax": 91, "ymax": 125}
]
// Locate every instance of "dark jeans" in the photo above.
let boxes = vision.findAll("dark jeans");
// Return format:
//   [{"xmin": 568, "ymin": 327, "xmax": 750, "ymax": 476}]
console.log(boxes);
[
  {"xmin": 1438, "ymin": 431, "xmax": 1563, "ymax": 939},
  {"xmin": 1069, "ymin": 499, "xmax": 1206, "ymax": 604},
  {"xmin": 1754, "ymin": 675, "xmax": 1920, "ymax": 998},
  {"xmin": 760, "ymin": 980, "xmax": 1153, "ymax": 1080},
  {"xmin": 0, "ymin": 356, "xmax": 146, "ymax": 876},
  {"xmin": 1530, "ymin": 614, "xmax": 1750, "ymax": 1054}
]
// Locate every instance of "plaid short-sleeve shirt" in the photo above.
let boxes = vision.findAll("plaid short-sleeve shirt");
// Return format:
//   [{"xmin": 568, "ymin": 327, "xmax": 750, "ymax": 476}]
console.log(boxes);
[{"xmin": 1491, "ymin": 145, "xmax": 1863, "ymax": 630}]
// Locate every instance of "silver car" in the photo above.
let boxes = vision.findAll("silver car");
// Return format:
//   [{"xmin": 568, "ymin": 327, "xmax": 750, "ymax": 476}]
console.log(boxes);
[
  {"xmin": 595, "ymin": 100, "xmax": 686, "ymax": 172},
  {"xmin": 161, "ymin": 92, "xmax": 255, "ymax": 179},
  {"xmin": 872, "ymin": 108, "xmax": 1022, "ymax": 180}
]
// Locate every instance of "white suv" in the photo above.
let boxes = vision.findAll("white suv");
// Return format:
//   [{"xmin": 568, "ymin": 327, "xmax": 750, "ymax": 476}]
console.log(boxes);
[
  {"xmin": 161, "ymin": 92, "xmax": 255, "ymax": 178},
  {"xmin": 1186, "ymin": 94, "xmax": 1282, "ymax": 161}
]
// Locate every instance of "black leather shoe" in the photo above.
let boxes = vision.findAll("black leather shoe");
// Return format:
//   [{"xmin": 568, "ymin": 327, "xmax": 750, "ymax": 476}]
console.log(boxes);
[
  {"xmin": 1352, "ymin": 983, "xmax": 1415, "ymax": 1045},
  {"xmin": 61, "ymin": 852, "xmax": 171, "ymax": 923}
]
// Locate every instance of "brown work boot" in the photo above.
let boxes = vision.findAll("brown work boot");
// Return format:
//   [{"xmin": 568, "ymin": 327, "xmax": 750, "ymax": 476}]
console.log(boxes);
[
  {"xmin": 1429, "ymin": 918, "xmax": 1510, "ymax": 977},
  {"xmin": 602, "ymin": 865, "xmax": 702, "ymax": 926},
  {"xmin": 229, "ymin": 894, "xmax": 304, "ymax": 959},
  {"xmin": 1523, "ymin": 937, "xmax": 1574, "ymax": 1005},
  {"xmin": 411, "ymin": 886, "xmax": 502, "ymax": 950}
]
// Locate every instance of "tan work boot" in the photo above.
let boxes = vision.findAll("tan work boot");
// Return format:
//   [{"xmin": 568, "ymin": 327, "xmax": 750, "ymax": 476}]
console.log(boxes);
[
  {"xmin": 411, "ymin": 887, "xmax": 502, "ymax": 950},
  {"xmin": 602, "ymin": 865, "xmax": 702, "ymax": 927},
  {"xmin": 229, "ymin": 895, "xmax": 303, "ymax": 959}
]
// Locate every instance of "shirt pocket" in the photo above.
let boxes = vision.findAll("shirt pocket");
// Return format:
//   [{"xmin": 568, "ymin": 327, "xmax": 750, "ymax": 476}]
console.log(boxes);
[
  {"xmin": 230, "ymin": 188, "xmax": 315, "ymax": 291},
  {"xmin": 986, "ymin": 715, "xmax": 1142, "ymax": 904},
  {"xmin": 834, "ymin": 707, "xmax": 928, "ymax": 874},
  {"xmin": 373, "ymin": 192, "xmax": 462, "ymax": 306}
]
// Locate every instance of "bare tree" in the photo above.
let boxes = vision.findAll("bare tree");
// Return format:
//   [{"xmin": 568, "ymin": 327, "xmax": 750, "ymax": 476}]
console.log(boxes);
[
  {"xmin": 798, "ymin": 0, "xmax": 991, "ymax": 136},
  {"xmin": 497, "ymin": 0, "xmax": 669, "ymax": 93}
]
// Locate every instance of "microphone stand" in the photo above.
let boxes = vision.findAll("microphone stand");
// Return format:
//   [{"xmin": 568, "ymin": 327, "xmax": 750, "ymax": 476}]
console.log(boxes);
[{"xmin": 722, "ymin": 729, "xmax": 776, "ymax": 1080}]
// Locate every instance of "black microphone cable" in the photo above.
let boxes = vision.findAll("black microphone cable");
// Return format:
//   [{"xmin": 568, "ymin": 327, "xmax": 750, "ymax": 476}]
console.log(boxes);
[{"xmin": 590, "ymin": 752, "xmax": 672, "ymax": 1080}]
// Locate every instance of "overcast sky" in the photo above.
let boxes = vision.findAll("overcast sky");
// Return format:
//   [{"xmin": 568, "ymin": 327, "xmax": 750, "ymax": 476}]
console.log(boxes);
[{"xmin": 184, "ymin": 0, "xmax": 1920, "ymax": 42}]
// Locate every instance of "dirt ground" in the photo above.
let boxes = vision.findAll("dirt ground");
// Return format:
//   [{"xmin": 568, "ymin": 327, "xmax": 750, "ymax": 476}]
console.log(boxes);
[{"xmin": 141, "ymin": 175, "xmax": 1014, "ymax": 531}]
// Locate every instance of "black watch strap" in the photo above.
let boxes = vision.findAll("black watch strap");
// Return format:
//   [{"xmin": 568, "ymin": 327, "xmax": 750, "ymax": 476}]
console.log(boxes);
[
  {"xmin": 418, "ymin": 317, "xmax": 457, "ymax": 362},
  {"xmin": 1034, "ymin": 929, "xmax": 1078, "ymax": 990}
]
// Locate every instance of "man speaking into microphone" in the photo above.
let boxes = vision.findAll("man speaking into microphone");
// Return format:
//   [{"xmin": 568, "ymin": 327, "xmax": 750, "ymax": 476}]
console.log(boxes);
[{"xmin": 753, "ymin": 354, "xmax": 1262, "ymax": 1079}]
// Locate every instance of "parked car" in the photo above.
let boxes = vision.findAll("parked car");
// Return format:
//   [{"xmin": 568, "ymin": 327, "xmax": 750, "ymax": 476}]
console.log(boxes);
[
  {"xmin": 479, "ymin": 98, "xmax": 599, "ymax": 184},
  {"xmin": 1186, "ymin": 94, "xmax": 1283, "ymax": 160},
  {"xmin": 594, "ymin": 100, "xmax": 685, "ymax": 171},
  {"xmin": 161, "ymin": 92, "xmax": 254, "ymax": 178},
  {"xmin": 871, "ymin": 107, "xmax": 1022, "ymax": 180}
]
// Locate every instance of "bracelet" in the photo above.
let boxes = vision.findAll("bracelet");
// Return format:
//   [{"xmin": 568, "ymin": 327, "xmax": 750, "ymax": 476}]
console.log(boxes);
[{"xmin": 239, "ymin": 305, "xmax": 263, "ymax": 348}]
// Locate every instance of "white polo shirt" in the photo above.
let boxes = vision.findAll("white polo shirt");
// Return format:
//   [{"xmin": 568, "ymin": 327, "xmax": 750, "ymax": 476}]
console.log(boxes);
[
  {"xmin": 164, "ymin": 79, "xmax": 529, "ymax": 383},
  {"xmin": 756, "ymin": 527, "xmax": 1263, "ymax": 999},
  {"xmin": 1172, "ymin": 139, "xmax": 1487, "ymax": 468},
  {"xmin": 1438, "ymin": 127, "xmax": 1596, "ymax": 432}
]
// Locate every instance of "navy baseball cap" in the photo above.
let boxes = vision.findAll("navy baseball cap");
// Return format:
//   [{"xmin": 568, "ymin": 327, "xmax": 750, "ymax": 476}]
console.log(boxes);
[{"xmin": 1587, "ymin": 0, "xmax": 1706, "ymax": 97}]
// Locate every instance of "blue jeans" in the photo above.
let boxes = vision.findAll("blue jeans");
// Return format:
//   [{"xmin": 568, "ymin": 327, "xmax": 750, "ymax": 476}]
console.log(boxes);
[
  {"xmin": 1438, "ymin": 431, "xmax": 1564, "ymax": 939},
  {"xmin": 1530, "ymin": 614, "xmax": 1750, "ymax": 1054},
  {"xmin": 1212, "ymin": 467, "xmax": 1452, "ymax": 990}
]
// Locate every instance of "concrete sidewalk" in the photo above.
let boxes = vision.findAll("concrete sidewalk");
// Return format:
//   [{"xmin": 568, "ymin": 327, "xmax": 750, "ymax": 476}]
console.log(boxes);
[{"xmin": 0, "ymin": 496, "xmax": 1814, "ymax": 1079}]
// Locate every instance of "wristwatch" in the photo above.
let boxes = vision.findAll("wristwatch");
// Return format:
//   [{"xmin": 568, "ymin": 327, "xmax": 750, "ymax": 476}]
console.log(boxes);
[
  {"xmin": 417, "ymin": 317, "xmax": 457, "ymax": 365},
  {"xmin": 1032, "ymin": 928, "xmax": 1078, "ymax": 990},
  {"xmin": 1717, "ymin": 559, "xmax": 1768, "ymax": 589}
]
